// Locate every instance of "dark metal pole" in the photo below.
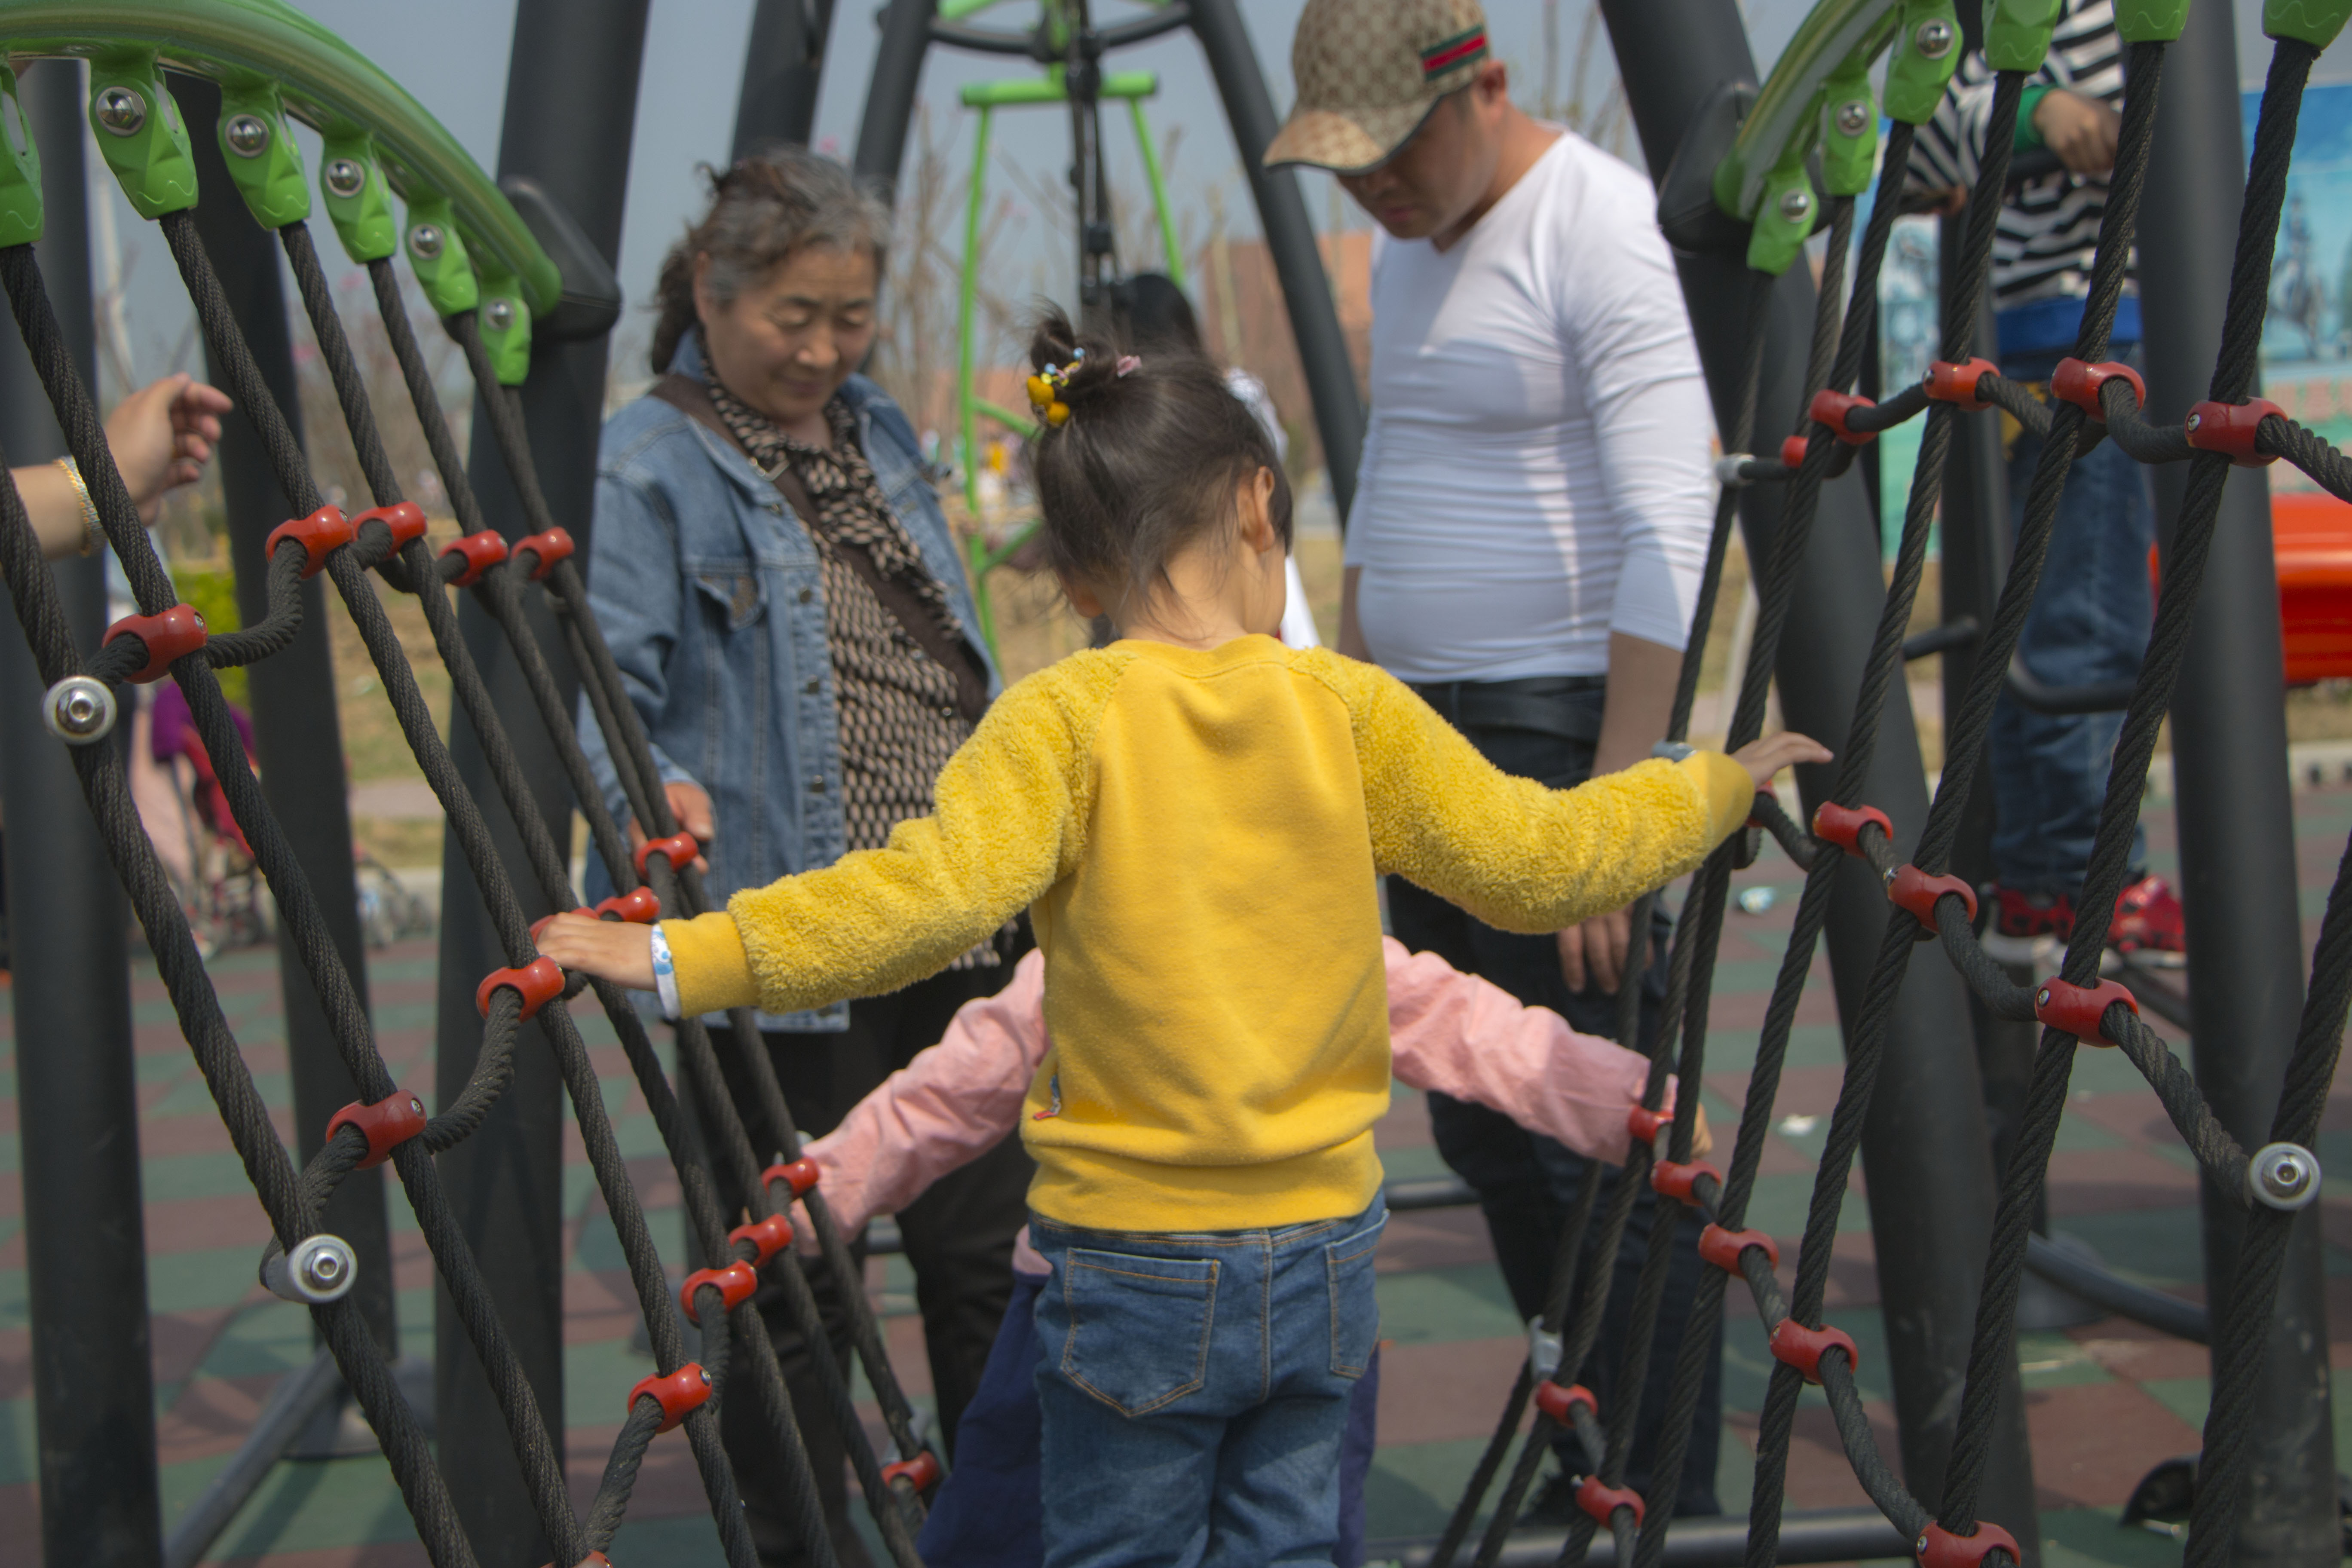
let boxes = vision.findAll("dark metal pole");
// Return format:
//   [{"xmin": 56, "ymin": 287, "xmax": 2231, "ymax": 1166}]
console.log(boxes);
[
  {"xmin": 852, "ymin": 0, "xmax": 937, "ymax": 199},
  {"xmin": 168, "ymin": 73, "xmax": 396, "ymax": 1368},
  {"xmin": 732, "ymin": 0, "xmax": 836, "ymax": 158},
  {"xmin": 1185, "ymin": 0, "xmax": 1366, "ymax": 525},
  {"xmin": 438, "ymin": 4, "xmax": 649, "ymax": 1561},
  {"xmin": 2133, "ymin": 7, "xmax": 2336, "ymax": 1560},
  {"xmin": 1602, "ymin": 7, "xmax": 2040, "ymax": 1556},
  {"xmin": 0, "ymin": 57, "xmax": 159, "ymax": 1568}
]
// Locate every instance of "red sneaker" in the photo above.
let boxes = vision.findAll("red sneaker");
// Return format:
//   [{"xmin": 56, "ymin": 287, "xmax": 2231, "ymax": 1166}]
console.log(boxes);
[
  {"xmin": 1994, "ymin": 885, "xmax": 2076, "ymax": 943},
  {"xmin": 2107, "ymin": 874, "xmax": 2186, "ymax": 960}
]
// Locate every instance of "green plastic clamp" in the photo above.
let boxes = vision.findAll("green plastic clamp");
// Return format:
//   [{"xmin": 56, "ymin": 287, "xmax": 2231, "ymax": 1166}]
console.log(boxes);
[
  {"xmin": 87, "ymin": 49, "xmax": 197, "ymax": 219},
  {"xmin": 318, "ymin": 128, "xmax": 395, "ymax": 263},
  {"xmin": 1884, "ymin": 0, "xmax": 1963, "ymax": 123},
  {"xmin": 472, "ymin": 256, "xmax": 532, "ymax": 386},
  {"xmin": 1819, "ymin": 55, "xmax": 1878, "ymax": 196},
  {"xmin": 2264, "ymin": 0, "xmax": 2352, "ymax": 48},
  {"xmin": 0, "ymin": 65, "xmax": 43, "ymax": 247},
  {"xmin": 402, "ymin": 192, "xmax": 478, "ymax": 316},
  {"xmin": 214, "ymin": 78, "xmax": 308, "ymax": 227},
  {"xmin": 1748, "ymin": 129, "xmax": 1822, "ymax": 276},
  {"xmin": 1711, "ymin": 0, "xmax": 1899, "ymax": 223},
  {"xmin": 1983, "ymin": 0, "xmax": 2063, "ymax": 72}
]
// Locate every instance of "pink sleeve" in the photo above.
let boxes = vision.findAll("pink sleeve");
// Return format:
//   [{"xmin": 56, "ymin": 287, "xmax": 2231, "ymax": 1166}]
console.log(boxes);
[
  {"xmin": 1381, "ymin": 937, "xmax": 1669, "ymax": 1164},
  {"xmin": 799, "ymin": 949, "xmax": 1048, "ymax": 1234}
]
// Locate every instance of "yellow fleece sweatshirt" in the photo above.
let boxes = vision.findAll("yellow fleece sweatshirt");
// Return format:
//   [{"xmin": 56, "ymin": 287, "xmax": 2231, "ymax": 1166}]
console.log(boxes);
[{"xmin": 664, "ymin": 637, "xmax": 1753, "ymax": 1230}]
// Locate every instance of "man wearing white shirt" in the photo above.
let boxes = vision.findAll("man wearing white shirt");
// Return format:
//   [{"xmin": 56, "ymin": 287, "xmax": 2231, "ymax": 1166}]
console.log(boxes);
[{"xmin": 1267, "ymin": 0, "xmax": 1724, "ymax": 1518}]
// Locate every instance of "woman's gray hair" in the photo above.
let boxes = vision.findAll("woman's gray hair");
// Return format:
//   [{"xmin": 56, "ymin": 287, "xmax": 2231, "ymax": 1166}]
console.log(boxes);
[{"xmin": 650, "ymin": 144, "xmax": 892, "ymax": 374}]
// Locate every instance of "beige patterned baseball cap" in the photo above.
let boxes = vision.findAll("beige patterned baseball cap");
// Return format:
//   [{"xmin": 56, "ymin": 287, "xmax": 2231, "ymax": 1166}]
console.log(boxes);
[{"xmin": 1263, "ymin": 0, "xmax": 1492, "ymax": 174}]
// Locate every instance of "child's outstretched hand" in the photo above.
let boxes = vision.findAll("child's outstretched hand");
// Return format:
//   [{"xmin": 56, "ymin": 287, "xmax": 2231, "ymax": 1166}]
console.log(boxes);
[
  {"xmin": 537, "ymin": 912, "xmax": 657, "ymax": 989},
  {"xmin": 1730, "ymin": 730, "xmax": 1831, "ymax": 789}
]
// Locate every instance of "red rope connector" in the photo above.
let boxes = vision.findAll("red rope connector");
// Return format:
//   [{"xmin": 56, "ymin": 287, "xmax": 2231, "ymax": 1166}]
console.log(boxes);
[
  {"xmin": 1626, "ymin": 1105, "xmax": 1669, "ymax": 1149},
  {"xmin": 762, "ymin": 1156, "xmax": 821, "ymax": 1197},
  {"xmin": 1808, "ymin": 388, "xmax": 1877, "ymax": 445},
  {"xmin": 2032, "ymin": 976, "xmax": 2138, "ymax": 1048},
  {"xmin": 1886, "ymin": 864, "xmax": 1977, "ymax": 941},
  {"xmin": 1651, "ymin": 1159, "xmax": 1722, "ymax": 1206},
  {"xmin": 476, "ymin": 955, "xmax": 564, "ymax": 1020},
  {"xmin": 635, "ymin": 832, "xmax": 698, "ymax": 877},
  {"xmin": 325, "ymin": 1090, "xmax": 427, "ymax": 1170},
  {"xmin": 264, "ymin": 505, "xmax": 354, "ymax": 578},
  {"xmin": 2184, "ymin": 398, "xmax": 2285, "ymax": 466},
  {"xmin": 104, "ymin": 603, "xmax": 207, "ymax": 683},
  {"xmin": 1769, "ymin": 1318, "xmax": 1859, "ymax": 1384},
  {"xmin": 628, "ymin": 1363, "xmax": 710, "ymax": 1433},
  {"xmin": 1778, "ymin": 434, "xmax": 1810, "ymax": 471},
  {"xmin": 1575, "ymin": 1476, "xmax": 1646, "ymax": 1529},
  {"xmin": 351, "ymin": 501, "xmax": 430, "ymax": 552},
  {"xmin": 1811, "ymin": 801, "xmax": 1892, "ymax": 859},
  {"xmin": 1697, "ymin": 1223, "xmax": 1779, "ymax": 1275},
  {"xmin": 1923, "ymin": 357, "xmax": 1997, "ymax": 411},
  {"xmin": 1534, "ymin": 1379, "xmax": 1598, "ymax": 1426},
  {"xmin": 730, "ymin": 1213, "xmax": 795, "ymax": 1269},
  {"xmin": 884, "ymin": 1452, "xmax": 943, "ymax": 1495},
  {"xmin": 529, "ymin": 906, "xmax": 594, "ymax": 942},
  {"xmin": 440, "ymin": 530, "xmax": 510, "ymax": 587},
  {"xmin": 680, "ymin": 1259, "xmax": 759, "ymax": 1326},
  {"xmin": 2050, "ymin": 358, "xmax": 2145, "ymax": 420},
  {"xmin": 515, "ymin": 527, "xmax": 575, "ymax": 580},
  {"xmin": 1915, "ymin": 1520, "xmax": 2021, "ymax": 1568},
  {"xmin": 597, "ymin": 887, "xmax": 661, "ymax": 924}
]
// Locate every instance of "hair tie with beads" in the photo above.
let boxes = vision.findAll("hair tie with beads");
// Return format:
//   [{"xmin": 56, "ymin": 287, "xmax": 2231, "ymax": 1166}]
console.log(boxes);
[{"xmin": 1025, "ymin": 347, "xmax": 1085, "ymax": 427}]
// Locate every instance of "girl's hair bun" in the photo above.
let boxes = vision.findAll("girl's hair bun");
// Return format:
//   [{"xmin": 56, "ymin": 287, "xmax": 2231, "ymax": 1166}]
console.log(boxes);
[{"xmin": 1026, "ymin": 308, "xmax": 1118, "ymax": 410}]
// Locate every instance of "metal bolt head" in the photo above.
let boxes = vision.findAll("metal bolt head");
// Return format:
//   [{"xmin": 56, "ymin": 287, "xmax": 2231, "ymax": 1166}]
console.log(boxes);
[
  {"xmin": 2186, "ymin": 412, "xmax": 2203, "ymax": 432},
  {"xmin": 483, "ymin": 297, "xmax": 516, "ymax": 333},
  {"xmin": 407, "ymin": 1096, "xmax": 425, "ymax": 1118},
  {"xmin": 1777, "ymin": 186, "xmax": 1814, "ymax": 223},
  {"xmin": 224, "ymin": 113, "xmax": 271, "ymax": 158},
  {"xmin": 281, "ymin": 1233, "xmax": 357, "ymax": 1303},
  {"xmin": 407, "ymin": 222, "xmax": 444, "ymax": 261},
  {"xmin": 42, "ymin": 676, "xmax": 116, "ymax": 746},
  {"xmin": 2037, "ymin": 985, "xmax": 2053, "ymax": 1009},
  {"xmin": 1914, "ymin": 18, "xmax": 1955, "ymax": 57},
  {"xmin": 302, "ymin": 1247, "xmax": 345, "ymax": 1292},
  {"xmin": 1835, "ymin": 99, "xmax": 1871, "ymax": 138},
  {"xmin": 323, "ymin": 157, "xmax": 367, "ymax": 199},
  {"xmin": 93, "ymin": 85, "xmax": 147, "ymax": 137},
  {"xmin": 2251, "ymin": 1142, "xmax": 2321, "ymax": 1210}
]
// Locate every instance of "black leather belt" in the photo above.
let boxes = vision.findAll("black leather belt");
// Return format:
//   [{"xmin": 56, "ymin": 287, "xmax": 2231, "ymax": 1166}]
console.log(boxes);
[{"xmin": 1409, "ymin": 674, "xmax": 1608, "ymax": 744}]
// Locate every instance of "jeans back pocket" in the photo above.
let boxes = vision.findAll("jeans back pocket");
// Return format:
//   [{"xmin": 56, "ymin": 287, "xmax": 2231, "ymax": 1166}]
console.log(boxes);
[
  {"xmin": 1324, "ymin": 1213, "xmax": 1386, "ymax": 1378},
  {"xmin": 1059, "ymin": 1248, "xmax": 1218, "ymax": 1417}
]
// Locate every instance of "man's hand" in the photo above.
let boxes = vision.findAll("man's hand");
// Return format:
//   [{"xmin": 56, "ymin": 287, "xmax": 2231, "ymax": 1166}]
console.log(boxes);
[
  {"xmin": 627, "ymin": 781, "xmax": 715, "ymax": 874},
  {"xmin": 106, "ymin": 374, "xmax": 232, "ymax": 526},
  {"xmin": 536, "ymin": 911, "xmax": 657, "ymax": 989},
  {"xmin": 2034, "ymin": 88, "xmax": 2120, "ymax": 177}
]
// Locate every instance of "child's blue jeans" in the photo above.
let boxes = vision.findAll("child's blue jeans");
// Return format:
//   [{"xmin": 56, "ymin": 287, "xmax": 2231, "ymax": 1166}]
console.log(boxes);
[{"xmin": 1026, "ymin": 1198, "xmax": 1387, "ymax": 1568}]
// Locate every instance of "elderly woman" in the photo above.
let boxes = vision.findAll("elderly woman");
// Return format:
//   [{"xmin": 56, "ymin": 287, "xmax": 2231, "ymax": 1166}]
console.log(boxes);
[{"xmin": 581, "ymin": 148, "xmax": 1025, "ymax": 1567}]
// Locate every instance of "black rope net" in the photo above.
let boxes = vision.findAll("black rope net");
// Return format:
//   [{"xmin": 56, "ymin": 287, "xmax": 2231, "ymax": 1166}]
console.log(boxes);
[
  {"xmin": 0, "ymin": 138, "xmax": 951, "ymax": 1568},
  {"xmin": 1432, "ymin": 28, "xmax": 2352, "ymax": 1568}
]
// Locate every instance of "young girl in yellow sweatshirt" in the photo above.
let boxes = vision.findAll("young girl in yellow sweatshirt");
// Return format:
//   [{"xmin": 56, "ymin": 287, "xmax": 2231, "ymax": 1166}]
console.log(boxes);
[{"xmin": 542, "ymin": 312, "xmax": 1825, "ymax": 1568}]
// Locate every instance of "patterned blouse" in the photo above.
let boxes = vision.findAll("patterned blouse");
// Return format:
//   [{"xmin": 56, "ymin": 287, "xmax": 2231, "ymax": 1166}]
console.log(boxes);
[{"xmin": 705, "ymin": 363, "xmax": 997, "ymax": 966}]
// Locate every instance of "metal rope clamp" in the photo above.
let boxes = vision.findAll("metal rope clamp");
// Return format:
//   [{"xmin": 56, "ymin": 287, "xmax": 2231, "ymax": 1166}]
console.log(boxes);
[
  {"xmin": 2249, "ymin": 1141, "xmax": 2321, "ymax": 1211},
  {"xmin": 41, "ymin": 674, "xmax": 115, "ymax": 745},
  {"xmin": 1526, "ymin": 1318, "xmax": 1564, "ymax": 1381},
  {"xmin": 262, "ymin": 1233, "xmax": 358, "ymax": 1304}
]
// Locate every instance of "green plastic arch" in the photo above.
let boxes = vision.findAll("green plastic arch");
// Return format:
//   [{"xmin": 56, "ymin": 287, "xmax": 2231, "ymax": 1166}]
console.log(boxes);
[
  {"xmin": 1714, "ymin": 0, "xmax": 1902, "ymax": 225},
  {"xmin": 0, "ymin": 0, "xmax": 558, "ymax": 315}
]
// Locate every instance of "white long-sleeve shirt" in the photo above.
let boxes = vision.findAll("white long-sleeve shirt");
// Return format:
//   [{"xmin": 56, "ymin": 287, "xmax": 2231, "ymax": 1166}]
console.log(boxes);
[{"xmin": 1347, "ymin": 130, "xmax": 1717, "ymax": 682}]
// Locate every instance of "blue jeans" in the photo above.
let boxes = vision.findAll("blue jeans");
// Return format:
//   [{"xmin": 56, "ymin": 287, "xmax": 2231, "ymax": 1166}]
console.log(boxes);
[
  {"xmin": 1988, "ymin": 345, "xmax": 2155, "ymax": 895},
  {"xmin": 1027, "ymin": 1200, "xmax": 1387, "ymax": 1568}
]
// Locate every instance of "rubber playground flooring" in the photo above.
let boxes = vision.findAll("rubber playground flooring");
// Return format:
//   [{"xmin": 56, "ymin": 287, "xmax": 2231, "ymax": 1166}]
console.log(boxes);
[{"xmin": 4, "ymin": 789, "xmax": 2352, "ymax": 1566}]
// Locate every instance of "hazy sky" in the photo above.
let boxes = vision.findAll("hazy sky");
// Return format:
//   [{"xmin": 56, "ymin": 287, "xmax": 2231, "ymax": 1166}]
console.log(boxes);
[{"xmin": 79, "ymin": 0, "xmax": 2352, "ymax": 401}]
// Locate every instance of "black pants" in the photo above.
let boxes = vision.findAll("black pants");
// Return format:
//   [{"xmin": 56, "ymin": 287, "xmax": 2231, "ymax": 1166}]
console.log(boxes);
[
  {"xmin": 1386, "ymin": 680, "xmax": 1724, "ymax": 1517},
  {"xmin": 692, "ymin": 956, "xmax": 1036, "ymax": 1568}
]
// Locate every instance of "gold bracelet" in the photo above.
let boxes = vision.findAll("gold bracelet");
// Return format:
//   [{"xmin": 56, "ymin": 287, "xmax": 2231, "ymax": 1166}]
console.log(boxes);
[{"xmin": 55, "ymin": 456, "xmax": 100, "ymax": 556}]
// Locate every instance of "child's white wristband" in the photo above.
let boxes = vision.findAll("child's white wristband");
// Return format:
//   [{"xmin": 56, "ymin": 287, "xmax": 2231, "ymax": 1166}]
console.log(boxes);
[{"xmin": 649, "ymin": 923, "xmax": 681, "ymax": 1020}]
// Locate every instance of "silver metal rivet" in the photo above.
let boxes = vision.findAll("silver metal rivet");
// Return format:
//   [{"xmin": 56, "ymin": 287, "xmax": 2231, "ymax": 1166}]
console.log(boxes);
[
  {"xmin": 94, "ymin": 85, "xmax": 147, "ymax": 136},
  {"xmin": 2037, "ymin": 986, "xmax": 2052, "ymax": 1008},
  {"xmin": 2251, "ymin": 1142, "xmax": 2321, "ymax": 1210},
  {"xmin": 1835, "ymin": 99, "xmax": 1871, "ymax": 138},
  {"xmin": 265, "ymin": 1233, "xmax": 358, "ymax": 1304},
  {"xmin": 1914, "ymin": 18, "xmax": 1955, "ymax": 58},
  {"xmin": 408, "ymin": 223, "xmax": 444, "ymax": 261},
  {"xmin": 223, "ymin": 113, "xmax": 270, "ymax": 157},
  {"xmin": 1778, "ymin": 187, "xmax": 1813, "ymax": 222},
  {"xmin": 43, "ymin": 676, "xmax": 116, "ymax": 745},
  {"xmin": 407, "ymin": 1096, "xmax": 424, "ymax": 1118},
  {"xmin": 324, "ymin": 158, "xmax": 366, "ymax": 198},
  {"xmin": 2186, "ymin": 413, "xmax": 2202, "ymax": 432},
  {"xmin": 483, "ymin": 298, "xmax": 516, "ymax": 332}
]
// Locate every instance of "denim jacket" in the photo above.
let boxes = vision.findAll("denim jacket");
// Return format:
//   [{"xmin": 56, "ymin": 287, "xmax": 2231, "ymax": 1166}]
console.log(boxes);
[{"xmin": 579, "ymin": 335, "xmax": 1000, "ymax": 1030}]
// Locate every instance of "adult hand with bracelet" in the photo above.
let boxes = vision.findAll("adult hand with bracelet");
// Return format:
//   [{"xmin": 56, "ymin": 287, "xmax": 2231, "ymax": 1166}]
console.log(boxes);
[{"xmin": 13, "ymin": 372, "xmax": 232, "ymax": 557}]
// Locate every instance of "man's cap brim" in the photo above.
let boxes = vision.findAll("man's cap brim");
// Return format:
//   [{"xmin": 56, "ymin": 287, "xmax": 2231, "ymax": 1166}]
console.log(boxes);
[{"xmin": 1262, "ymin": 98, "xmax": 1442, "ymax": 175}]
